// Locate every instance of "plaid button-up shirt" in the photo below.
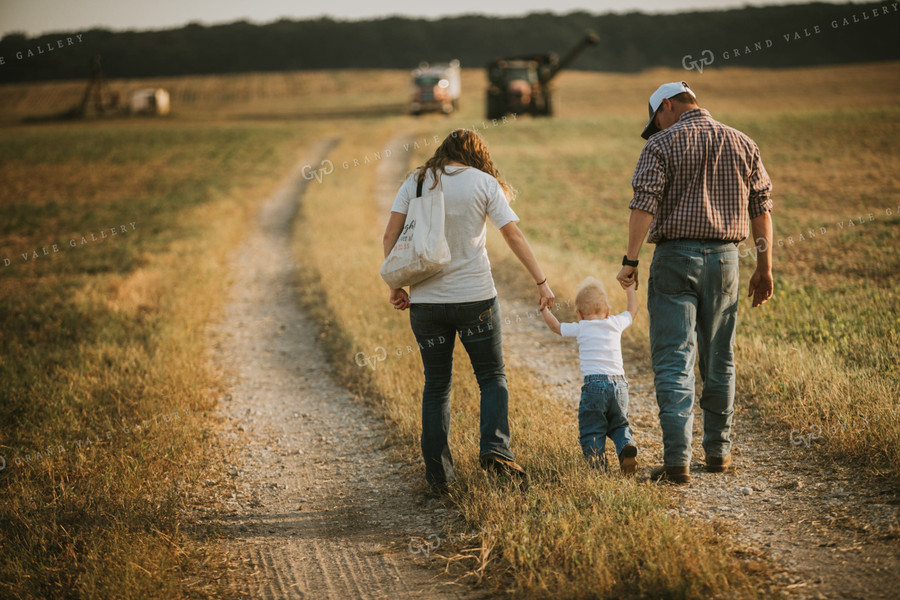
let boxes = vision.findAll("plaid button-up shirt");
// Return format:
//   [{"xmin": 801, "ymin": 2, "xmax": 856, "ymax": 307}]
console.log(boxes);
[{"xmin": 630, "ymin": 108, "xmax": 772, "ymax": 244}]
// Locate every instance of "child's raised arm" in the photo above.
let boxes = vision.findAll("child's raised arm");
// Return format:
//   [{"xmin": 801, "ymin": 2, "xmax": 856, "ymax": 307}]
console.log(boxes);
[
  {"xmin": 626, "ymin": 283, "xmax": 639, "ymax": 318},
  {"xmin": 540, "ymin": 306, "xmax": 562, "ymax": 335}
]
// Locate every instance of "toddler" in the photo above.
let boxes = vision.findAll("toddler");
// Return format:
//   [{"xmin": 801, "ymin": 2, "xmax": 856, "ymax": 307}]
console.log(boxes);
[{"xmin": 541, "ymin": 277, "xmax": 638, "ymax": 474}]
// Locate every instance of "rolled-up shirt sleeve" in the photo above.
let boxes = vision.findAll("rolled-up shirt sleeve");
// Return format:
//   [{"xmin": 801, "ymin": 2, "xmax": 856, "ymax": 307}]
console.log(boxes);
[
  {"xmin": 747, "ymin": 146, "xmax": 773, "ymax": 219},
  {"xmin": 486, "ymin": 178, "xmax": 519, "ymax": 229},
  {"xmin": 629, "ymin": 144, "xmax": 665, "ymax": 214}
]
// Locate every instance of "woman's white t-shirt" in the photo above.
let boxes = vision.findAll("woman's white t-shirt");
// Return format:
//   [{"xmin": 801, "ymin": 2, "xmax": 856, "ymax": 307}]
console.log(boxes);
[{"xmin": 390, "ymin": 166, "xmax": 519, "ymax": 303}]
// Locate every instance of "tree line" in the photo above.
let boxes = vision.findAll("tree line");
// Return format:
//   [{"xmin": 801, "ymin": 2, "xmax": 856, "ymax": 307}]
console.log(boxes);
[{"xmin": 0, "ymin": 2, "xmax": 897, "ymax": 82}]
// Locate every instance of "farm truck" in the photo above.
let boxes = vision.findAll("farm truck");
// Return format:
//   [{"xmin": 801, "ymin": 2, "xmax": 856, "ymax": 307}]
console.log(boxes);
[{"xmin": 409, "ymin": 60, "xmax": 461, "ymax": 115}]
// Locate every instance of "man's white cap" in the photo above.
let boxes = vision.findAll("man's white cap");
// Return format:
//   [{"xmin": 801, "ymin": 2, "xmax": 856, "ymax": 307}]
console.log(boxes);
[{"xmin": 641, "ymin": 81, "xmax": 696, "ymax": 140}]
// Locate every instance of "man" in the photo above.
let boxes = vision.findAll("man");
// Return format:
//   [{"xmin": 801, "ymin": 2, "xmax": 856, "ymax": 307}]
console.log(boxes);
[{"xmin": 616, "ymin": 81, "xmax": 774, "ymax": 484}]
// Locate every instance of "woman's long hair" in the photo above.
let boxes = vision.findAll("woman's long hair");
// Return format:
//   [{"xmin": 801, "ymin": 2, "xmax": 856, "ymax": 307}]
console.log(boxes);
[{"xmin": 414, "ymin": 129, "xmax": 516, "ymax": 201}]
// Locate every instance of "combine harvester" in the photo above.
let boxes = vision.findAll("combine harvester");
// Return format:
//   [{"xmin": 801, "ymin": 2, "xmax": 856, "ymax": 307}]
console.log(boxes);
[
  {"xmin": 409, "ymin": 60, "xmax": 461, "ymax": 116},
  {"xmin": 485, "ymin": 31, "xmax": 598, "ymax": 119}
]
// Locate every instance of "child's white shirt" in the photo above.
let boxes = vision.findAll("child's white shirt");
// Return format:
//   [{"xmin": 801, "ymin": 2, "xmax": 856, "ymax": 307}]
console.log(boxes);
[{"xmin": 559, "ymin": 311, "xmax": 633, "ymax": 376}]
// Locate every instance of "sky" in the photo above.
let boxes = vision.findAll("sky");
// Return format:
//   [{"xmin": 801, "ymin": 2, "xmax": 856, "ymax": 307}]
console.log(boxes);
[{"xmin": 1, "ymin": 0, "xmax": 860, "ymax": 37}]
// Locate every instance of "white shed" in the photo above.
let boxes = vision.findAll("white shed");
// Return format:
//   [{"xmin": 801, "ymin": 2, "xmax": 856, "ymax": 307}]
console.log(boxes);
[{"xmin": 130, "ymin": 88, "xmax": 170, "ymax": 115}]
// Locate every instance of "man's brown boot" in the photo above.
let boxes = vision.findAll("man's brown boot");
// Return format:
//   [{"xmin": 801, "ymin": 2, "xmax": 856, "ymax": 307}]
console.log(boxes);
[
  {"xmin": 480, "ymin": 453, "xmax": 528, "ymax": 479},
  {"xmin": 649, "ymin": 465, "xmax": 691, "ymax": 485},
  {"xmin": 706, "ymin": 454, "xmax": 733, "ymax": 473}
]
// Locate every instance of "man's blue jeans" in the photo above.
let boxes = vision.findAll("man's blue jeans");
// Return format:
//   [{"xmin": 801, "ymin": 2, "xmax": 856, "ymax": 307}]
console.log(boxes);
[
  {"xmin": 648, "ymin": 240, "xmax": 739, "ymax": 467},
  {"xmin": 409, "ymin": 297, "xmax": 513, "ymax": 488},
  {"xmin": 579, "ymin": 374, "xmax": 635, "ymax": 464}
]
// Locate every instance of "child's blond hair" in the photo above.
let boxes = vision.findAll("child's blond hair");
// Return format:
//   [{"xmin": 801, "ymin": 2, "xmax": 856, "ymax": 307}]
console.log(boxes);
[{"xmin": 575, "ymin": 277, "xmax": 610, "ymax": 317}]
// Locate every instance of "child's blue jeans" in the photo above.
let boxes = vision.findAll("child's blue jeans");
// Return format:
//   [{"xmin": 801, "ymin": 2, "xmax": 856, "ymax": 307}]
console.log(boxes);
[{"xmin": 579, "ymin": 374, "xmax": 635, "ymax": 463}]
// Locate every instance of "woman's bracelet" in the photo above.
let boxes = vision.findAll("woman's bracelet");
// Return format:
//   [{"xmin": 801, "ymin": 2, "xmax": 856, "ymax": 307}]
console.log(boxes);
[{"xmin": 536, "ymin": 278, "xmax": 547, "ymax": 286}]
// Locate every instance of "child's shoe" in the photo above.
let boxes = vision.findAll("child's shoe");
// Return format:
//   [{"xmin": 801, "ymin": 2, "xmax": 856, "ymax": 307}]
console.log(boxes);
[{"xmin": 618, "ymin": 444, "xmax": 638, "ymax": 476}]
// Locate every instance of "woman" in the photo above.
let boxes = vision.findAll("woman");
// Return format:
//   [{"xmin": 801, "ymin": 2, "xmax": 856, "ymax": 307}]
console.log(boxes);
[{"xmin": 382, "ymin": 129, "xmax": 554, "ymax": 493}]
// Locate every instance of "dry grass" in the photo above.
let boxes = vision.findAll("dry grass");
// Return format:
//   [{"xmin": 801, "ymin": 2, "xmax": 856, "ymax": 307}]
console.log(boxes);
[
  {"xmin": 0, "ymin": 117, "xmax": 324, "ymax": 598},
  {"xmin": 1, "ymin": 60, "xmax": 896, "ymax": 599}
]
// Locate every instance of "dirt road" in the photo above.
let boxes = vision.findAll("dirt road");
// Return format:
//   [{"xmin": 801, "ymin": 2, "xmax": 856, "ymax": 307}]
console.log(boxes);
[{"xmin": 206, "ymin": 139, "xmax": 488, "ymax": 599}]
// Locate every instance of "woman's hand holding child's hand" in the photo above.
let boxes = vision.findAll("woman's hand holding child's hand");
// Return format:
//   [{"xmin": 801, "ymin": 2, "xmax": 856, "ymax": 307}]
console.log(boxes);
[
  {"xmin": 538, "ymin": 281, "xmax": 555, "ymax": 311},
  {"xmin": 390, "ymin": 288, "xmax": 410, "ymax": 311}
]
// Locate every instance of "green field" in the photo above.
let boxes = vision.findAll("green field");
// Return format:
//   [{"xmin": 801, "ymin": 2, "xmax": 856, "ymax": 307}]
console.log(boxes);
[{"xmin": 1, "ymin": 62, "xmax": 898, "ymax": 598}]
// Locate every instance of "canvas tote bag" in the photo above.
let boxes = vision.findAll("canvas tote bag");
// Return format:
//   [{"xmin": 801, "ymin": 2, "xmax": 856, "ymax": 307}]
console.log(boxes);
[{"xmin": 380, "ymin": 174, "xmax": 451, "ymax": 289}]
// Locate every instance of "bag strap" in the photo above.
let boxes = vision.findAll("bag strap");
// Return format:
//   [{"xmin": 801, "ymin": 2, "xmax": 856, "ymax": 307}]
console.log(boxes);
[{"xmin": 416, "ymin": 170, "xmax": 444, "ymax": 197}]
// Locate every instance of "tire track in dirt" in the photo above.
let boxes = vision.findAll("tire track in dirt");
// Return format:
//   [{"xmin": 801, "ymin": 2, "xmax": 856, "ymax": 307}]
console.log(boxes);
[{"xmin": 206, "ymin": 138, "xmax": 489, "ymax": 600}]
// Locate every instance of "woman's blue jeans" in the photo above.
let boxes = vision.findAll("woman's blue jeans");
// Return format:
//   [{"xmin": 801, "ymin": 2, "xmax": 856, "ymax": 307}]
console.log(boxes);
[
  {"xmin": 409, "ymin": 297, "xmax": 513, "ymax": 488},
  {"xmin": 648, "ymin": 240, "xmax": 739, "ymax": 467}
]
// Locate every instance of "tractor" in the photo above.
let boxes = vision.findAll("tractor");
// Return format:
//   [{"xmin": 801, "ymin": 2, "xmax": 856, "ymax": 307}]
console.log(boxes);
[{"xmin": 485, "ymin": 31, "xmax": 598, "ymax": 119}]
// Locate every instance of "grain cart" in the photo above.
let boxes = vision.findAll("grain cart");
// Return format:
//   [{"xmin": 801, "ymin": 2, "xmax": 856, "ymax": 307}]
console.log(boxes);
[
  {"xmin": 485, "ymin": 31, "xmax": 598, "ymax": 119},
  {"xmin": 130, "ymin": 88, "xmax": 171, "ymax": 115},
  {"xmin": 409, "ymin": 60, "xmax": 461, "ymax": 115}
]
